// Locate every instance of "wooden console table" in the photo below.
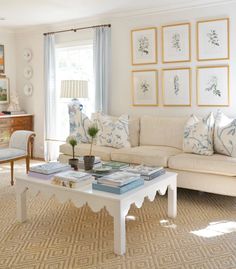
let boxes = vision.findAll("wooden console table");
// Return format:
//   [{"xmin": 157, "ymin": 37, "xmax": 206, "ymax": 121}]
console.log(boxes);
[{"xmin": 0, "ymin": 114, "xmax": 34, "ymax": 158}]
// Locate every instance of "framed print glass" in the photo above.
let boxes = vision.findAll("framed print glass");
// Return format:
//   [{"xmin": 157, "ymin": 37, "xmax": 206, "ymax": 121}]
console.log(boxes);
[
  {"xmin": 131, "ymin": 27, "xmax": 157, "ymax": 65},
  {"xmin": 0, "ymin": 45, "xmax": 4, "ymax": 74},
  {"xmin": 132, "ymin": 69, "xmax": 158, "ymax": 106},
  {"xmin": 162, "ymin": 23, "xmax": 191, "ymax": 63},
  {"xmin": 162, "ymin": 68, "xmax": 191, "ymax": 106},
  {"xmin": 197, "ymin": 66, "xmax": 229, "ymax": 107},
  {"xmin": 0, "ymin": 77, "xmax": 9, "ymax": 104},
  {"xmin": 197, "ymin": 18, "xmax": 229, "ymax": 61}
]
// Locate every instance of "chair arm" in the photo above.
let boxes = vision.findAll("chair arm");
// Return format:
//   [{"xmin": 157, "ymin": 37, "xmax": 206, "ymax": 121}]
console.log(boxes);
[{"xmin": 9, "ymin": 131, "xmax": 36, "ymax": 154}]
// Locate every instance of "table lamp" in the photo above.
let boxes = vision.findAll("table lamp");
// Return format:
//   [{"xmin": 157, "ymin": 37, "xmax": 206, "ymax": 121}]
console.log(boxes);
[{"xmin": 60, "ymin": 80, "xmax": 88, "ymax": 112}]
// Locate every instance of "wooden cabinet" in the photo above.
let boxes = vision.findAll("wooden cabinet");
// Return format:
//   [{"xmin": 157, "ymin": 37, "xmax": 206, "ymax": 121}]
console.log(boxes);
[{"xmin": 0, "ymin": 114, "xmax": 34, "ymax": 156}]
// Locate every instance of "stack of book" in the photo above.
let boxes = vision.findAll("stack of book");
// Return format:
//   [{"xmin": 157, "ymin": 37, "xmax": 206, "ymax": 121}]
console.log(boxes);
[
  {"xmin": 92, "ymin": 171, "xmax": 144, "ymax": 194},
  {"xmin": 29, "ymin": 162, "xmax": 71, "ymax": 179},
  {"xmin": 2, "ymin": 110, "xmax": 26, "ymax": 115},
  {"xmin": 52, "ymin": 171, "xmax": 93, "ymax": 188},
  {"xmin": 103, "ymin": 161, "xmax": 129, "ymax": 170},
  {"xmin": 122, "ymin": 165, "xmax": 165, "ymax": 181}
]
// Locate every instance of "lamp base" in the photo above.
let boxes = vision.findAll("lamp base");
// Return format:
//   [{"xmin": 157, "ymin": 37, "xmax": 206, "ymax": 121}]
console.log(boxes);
[{"xmin": 68, "ymin": 98, "xmax": 83, "ymax": 114}]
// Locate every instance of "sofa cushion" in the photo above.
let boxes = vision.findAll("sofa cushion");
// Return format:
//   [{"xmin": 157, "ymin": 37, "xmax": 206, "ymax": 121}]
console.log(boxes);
[
  {"xmin": 140, "ymin": 116, "xmax": 187, "ymax": 150},
  {"xmin": 111, "ymin": 146, "xmax": 182, "ymax": 167},
  {"xmin": 92, "ymin": 113, "xmax": 140, "ymax": 147},
  {"xmin": 60, "ymin": 143, "xmax": 117, "ymax": 161},
  {"xmin": 168, "ymin": 153, "xmax": 236, "ymax": 176},
  {"xmin": 94, "ymin": 113, "xmax": 131, "ymax": 148},
  {"xmin": 183, "ymin": 113, "xmax": 215, "ymax": 156},
  {"xmin": 214, "ymin": 111, "xmax": 236, "ymax": 157}
]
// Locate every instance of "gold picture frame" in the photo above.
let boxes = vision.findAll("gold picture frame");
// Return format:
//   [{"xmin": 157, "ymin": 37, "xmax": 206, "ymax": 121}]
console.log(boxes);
[
  {"xmin": 162, "ymin": 22, "xmax": 191, "ymax": 63},
  {"xmin": 197, "ymin": 18, "xmax": 230, "ymax": 61},
  {"xmin": 0, "ymin": 45, "xmax": 5, "ymax": 74},
  {"xmin": 162, "ymin": 67, "xmax": 191, "ymax": 107},
  {"xmin": 131, "ymin": 27, "xmax": 157, "ymax": 65},
  {"xmin": 0, "ymin": 77, "xmax": 10, "ymax": 104},
  {"xmin": 196, "ymin": 65, "xmax": 230, "ymax": 107},
  {"xmin": 132, "ymin": 69, "xmax": 158, "ymax": 106}
]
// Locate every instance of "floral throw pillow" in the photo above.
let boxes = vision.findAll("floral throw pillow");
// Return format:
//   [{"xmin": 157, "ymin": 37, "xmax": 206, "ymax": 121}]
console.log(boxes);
[
  {"xmin": 94, "ymin": 113, "xmax": 131, "ymax": 149},
  {"xmin": 214, "ymin": 111, "xmax": 236, "ymax": 157},
  {"xmin": 69, "ymin": 109, "xmax": 91, "ymax": 143},
  {"xmin": 183, "ymin": 113, "xmax": 215, "ymax": 155}
]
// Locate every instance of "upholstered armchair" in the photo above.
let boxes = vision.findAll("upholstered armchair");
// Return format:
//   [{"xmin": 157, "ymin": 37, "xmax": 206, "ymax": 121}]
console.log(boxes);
[{"xmin": 0, "ymin": 131, "xmax": 35, "ymax": 185}]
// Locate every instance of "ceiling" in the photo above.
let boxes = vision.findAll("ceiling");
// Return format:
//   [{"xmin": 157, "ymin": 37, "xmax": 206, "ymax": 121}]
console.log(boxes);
[{"xmin": 0, "ymin": 0, "xmax": 230, "ymax": 28}]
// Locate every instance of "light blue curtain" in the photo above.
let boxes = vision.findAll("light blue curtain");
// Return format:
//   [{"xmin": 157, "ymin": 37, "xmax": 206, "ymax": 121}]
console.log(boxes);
[
  {"xmin": 93, "ymin": 26, "xmax": 111, "ymax": 114},
  {"xmin": 44, "ymin": 34, "xmax": 58, "ymax": 161}
]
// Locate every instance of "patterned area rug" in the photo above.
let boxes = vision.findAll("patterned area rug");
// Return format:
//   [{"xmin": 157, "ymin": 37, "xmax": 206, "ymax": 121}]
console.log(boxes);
[{"xmin": 0, "ymin": 161, "xmax": 236, "ymax": 269}]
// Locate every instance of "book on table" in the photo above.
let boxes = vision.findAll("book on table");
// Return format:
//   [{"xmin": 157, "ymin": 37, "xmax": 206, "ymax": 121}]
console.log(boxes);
[
  {"xmin": 29, "ymin": 162, "xmax": 71, "ymax": 178},
  {"xmin": 97, "ymin": 171, "xmax": 141, "ymax": 187},
  {"xmin": 92, "ymin": 178, "xmax": 144, "ymax": 194},
  {"xmin": 103, "ymin": 161, "xmax": 129, "ymax": 170},
  {"xmin": 122, "ymin": 165, "xmax": 166, "ymax": 180},
  {"xmin": 51, "ymin": 170, "xmax": 93, "ymax": 188}
]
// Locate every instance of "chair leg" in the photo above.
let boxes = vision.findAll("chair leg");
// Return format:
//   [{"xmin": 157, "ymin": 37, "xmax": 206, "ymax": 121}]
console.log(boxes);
[
  {"xmin": 10, "ymin": 161, "xmax": 14, "ymax": 186},
  {"xmin": 26, "ymin": 156, "xmax": 30, "ymax": 174}
]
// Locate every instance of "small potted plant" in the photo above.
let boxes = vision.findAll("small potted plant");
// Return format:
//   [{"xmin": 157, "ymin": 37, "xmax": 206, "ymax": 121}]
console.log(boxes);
[
  {"xmin": 67, "ymin": 136, "xmax": 79, "ymax": 169},
  {"xmin": 84, "ymin": 124, "xmax": 99, "ymax": 170}
]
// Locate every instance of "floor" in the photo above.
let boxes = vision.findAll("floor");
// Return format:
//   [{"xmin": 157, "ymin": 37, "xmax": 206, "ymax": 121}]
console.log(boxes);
[{"xmin": 0, "ymin": 160, "xmax": 236, "ymax": 269}]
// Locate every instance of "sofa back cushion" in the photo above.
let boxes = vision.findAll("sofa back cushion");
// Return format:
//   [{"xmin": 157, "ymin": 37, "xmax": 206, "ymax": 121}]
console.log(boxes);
[{"xmin": 140, "ymin": 115, "xmax": 187, "ymax": 149}]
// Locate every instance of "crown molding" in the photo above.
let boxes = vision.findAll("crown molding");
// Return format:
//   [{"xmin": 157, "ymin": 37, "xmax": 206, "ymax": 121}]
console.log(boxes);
[
  {"xmin": 109, "ymin": 0, "xmax": 236, "ymax": 18},
  {"xmin": 12, "ymin": 0, "xmax": 236, "ymax": 34}
]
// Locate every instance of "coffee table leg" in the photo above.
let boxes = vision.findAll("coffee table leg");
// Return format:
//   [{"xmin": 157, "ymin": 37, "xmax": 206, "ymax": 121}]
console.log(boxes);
[
  {"xmin": 168, "ymin": 180, "xmax": 177, "ymax": 218},
  {"xmin": 114, "ymin": 208, "xmax": 126, "ymax": 255},
  {"xmin": 16, "ymin": 188, "xmax": 27, "ymax": 222}
]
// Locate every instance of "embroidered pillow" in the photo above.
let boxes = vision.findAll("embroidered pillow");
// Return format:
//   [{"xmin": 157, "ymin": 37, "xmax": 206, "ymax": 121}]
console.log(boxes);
[
  {"xmin": 69, "ymin": 109, "xmax": 91, "ymax": 143},
  {"xmin": 94, "ymin": 113, "xmax": 131, "ymax": 149},
  {"xmin": 183, "ymin": 113, "xmax": 215, "ymax": 155},
  {"xmin": 214, "ymin": 111, "xmax": 236, "ymax": 157}
]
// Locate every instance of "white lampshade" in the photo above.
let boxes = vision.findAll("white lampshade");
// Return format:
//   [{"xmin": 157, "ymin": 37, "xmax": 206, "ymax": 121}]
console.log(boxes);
[{"xmin": 60, "ymin": 80, "xmax": 88, "ymax": 99}]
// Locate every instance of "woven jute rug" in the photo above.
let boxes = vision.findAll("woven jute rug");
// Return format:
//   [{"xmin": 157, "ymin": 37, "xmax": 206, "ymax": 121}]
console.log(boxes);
[{"xmin": 0, "ymin": 160, "xmax": 236, "ymax": 269}]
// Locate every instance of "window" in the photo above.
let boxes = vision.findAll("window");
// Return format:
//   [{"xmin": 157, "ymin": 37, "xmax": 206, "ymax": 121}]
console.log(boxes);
[{"xmin": 54, "ymin": 41, "xmax": 94, "ymax": 141}]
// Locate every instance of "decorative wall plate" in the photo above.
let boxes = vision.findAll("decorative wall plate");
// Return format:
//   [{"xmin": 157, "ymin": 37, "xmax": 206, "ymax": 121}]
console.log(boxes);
[
  {"xmin": 23, "ymin": 48, "xmax": 32, "ymax": 62},
  {"xmin": 23, "ymin": 83, "xmax": 33, "ymax": 96},
  {"xmin": 23, "ymin": 66, "xmax": 33, "ymax": 79}
]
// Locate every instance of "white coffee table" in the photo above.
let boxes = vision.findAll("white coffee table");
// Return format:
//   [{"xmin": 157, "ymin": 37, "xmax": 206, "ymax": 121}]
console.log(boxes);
[{"xmin": 15, "ymin": 172, "xmax": 177, "ymax": 255}]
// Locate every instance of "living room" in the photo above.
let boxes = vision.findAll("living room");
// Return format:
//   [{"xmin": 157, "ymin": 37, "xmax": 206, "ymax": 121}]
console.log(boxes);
[{"xmin": 0, "ymin": 0, "xmax": 236, "ymax": 268}]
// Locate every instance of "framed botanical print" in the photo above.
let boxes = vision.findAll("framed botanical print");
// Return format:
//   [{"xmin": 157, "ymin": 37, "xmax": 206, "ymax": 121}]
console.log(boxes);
[
  {"xmin": 162, "ymin": 68, "xmax": 191, "ymax": 106},
  {"xmin": 0, "ymin": 45, "xmax": 4, "ymax": 74},
  {"xmin": 197, "ymin": 18, "xmax": 229, "ymax": 61},
  {"xmin": 0, "ymin": 77, "xmax": 9, "ymax": 104},
  {"xmin": 132, "ymin": 69, "xmax": 158, "ymax": 106},
  {"xmin": 162, "ymin": 23, "xmax": 191, "ymax": 63},
  {"xmin": 197, "ymin": 66, "xmax": 229, "ymax": 106},
  {"xmin": 131, "ymin": 27, "xmax": 157, "ymax": 65}
]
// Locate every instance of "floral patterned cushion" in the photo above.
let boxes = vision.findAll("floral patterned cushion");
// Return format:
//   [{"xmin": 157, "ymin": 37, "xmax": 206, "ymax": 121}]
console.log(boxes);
[
  {"xmin": 214, "ymin": 111, "xmax": 236, "ymax": 157},
  {"xmin": 94, "ymin": 113, "xmax": 131, "ymax": 149},
  {"xmin": 183, "ymin": 113, "xmax": 215, "ymax": 155},
  {"xmin": 69, "ymin": 108, "xmax": 91, "ymax": 143}
]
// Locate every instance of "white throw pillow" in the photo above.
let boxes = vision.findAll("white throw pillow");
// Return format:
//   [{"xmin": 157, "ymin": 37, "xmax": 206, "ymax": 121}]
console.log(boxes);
[
  {"xmin": 214, "ymin": 111, "xmax": 236, "ymax": 157},
  {"xmin": 94, "ymin": 113, "xmax": 131, "ymax": 149},
  {"xmin": 183, "ymin": 113, "xmax": 215, "ymax": 155},
  {"xmin": 69, "ymin": 110, "xmax": 91, "ymax": 143}
]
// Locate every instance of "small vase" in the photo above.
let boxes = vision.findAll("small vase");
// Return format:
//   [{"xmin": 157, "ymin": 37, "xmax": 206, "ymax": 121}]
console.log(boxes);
[
  {"xmin": 83, "ymin": 155, "xmax": 95, "ymax": 171},
  {"xmin": 69, "ymin": 158, "xmax": 79, "ymax": 170}
]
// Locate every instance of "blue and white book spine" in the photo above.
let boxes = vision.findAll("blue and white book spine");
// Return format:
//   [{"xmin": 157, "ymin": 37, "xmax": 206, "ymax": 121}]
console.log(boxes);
[{"xmin": 92, "ymin": 178, "xmax": 144, "ymax": 194}]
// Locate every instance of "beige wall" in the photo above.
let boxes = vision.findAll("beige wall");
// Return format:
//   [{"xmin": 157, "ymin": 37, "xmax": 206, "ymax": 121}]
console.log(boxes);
[{"xmin": 14, "ymin": 2, "xmax": 236, "ymax": 158}]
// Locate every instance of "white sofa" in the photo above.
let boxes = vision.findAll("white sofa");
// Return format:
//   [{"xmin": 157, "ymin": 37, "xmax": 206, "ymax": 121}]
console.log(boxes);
[{"xmin": 59, "ymin": 115, "xmax": 236, "ymax": 196}]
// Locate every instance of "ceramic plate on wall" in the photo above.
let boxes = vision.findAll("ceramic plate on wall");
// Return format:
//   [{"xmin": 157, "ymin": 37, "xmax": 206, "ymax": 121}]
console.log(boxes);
[
  {"xmin": 23, "ymin": 65, "xmax": 33, "ymax": 79},
  {"xmin": 23, "ymin": 83, "xmax": 33, "ymax": 96},
  {"xmin": 23, "ymin": 48, "xmax": 32, "ymax": 62}
]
